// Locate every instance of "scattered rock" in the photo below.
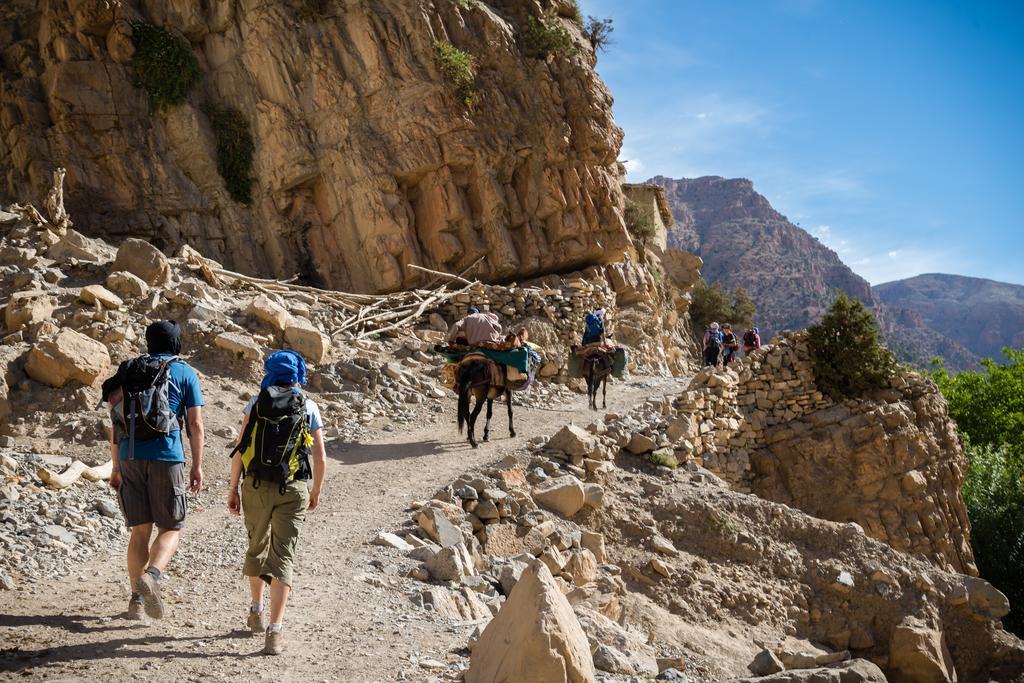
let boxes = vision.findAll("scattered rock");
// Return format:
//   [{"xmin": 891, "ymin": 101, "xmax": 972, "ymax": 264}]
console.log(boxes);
[
  {"xmin": 418, "ymin": 507, "xmax": 464, "ymax": 548},
  {"xmin": 214, "ymin": 332, "xmax": 263, "ymax": 361},
  {"xmin": 79, "ymin": 284, "xmax": 122, "ymax": 310},
  {"xmin": 749, "ymin": 649, "xmax": 785, "ymax": 676},
  {"xmin": 888, "ymin": 617, "xmax": 957, "ymax": 683},
  {"xmin": 372, "ymin": 531, "xmax": 413, "ymax": 551},
  {"xmin": 547, "ymin": 424, "xmax": 599, "ymax": 457}
]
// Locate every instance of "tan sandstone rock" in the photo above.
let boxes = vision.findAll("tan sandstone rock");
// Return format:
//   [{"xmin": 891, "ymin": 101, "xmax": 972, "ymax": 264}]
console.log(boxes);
[
  {"xmin": 246, "ymin": 294, "xmax": 292, "ymax": 333},
  {"xmin": 533, "ymin": 475, "xmax": 587, "ymax": 517},
  {"xmin": 285, "ymin": 316, "xmax": 330, "ymax": 363},
  {"xmin": 888, "ymin": 617, "xmax": 957, "ymax": 683},
  {"xmin": 112, "ymin": 239, "xmax": 170, "ymax": 286},
  {"xmin": 466, "ymin": 561, "xmax": 595, "ymax": 683},
  {"xmin": 106, "ymin": 271, "xmax": 149, "ymax": 297},
  {"xmin": 5, "ymin": 290, "xmax": 54, "ymax": 332},
  {"xmin": 214, "ymin": 332, "xmax": 263, "ymax": 361},
  {"xmin": 79, "ymin": 284, "xmax": 122, "ymax": 309},
  {"xmin": 26, "ymin": 329, "xmax": 110, "ymax": 387}
]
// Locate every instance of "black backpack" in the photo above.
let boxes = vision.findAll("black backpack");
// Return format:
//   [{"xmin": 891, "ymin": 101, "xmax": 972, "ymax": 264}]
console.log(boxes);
[
  {"xmin": 110, "ymin": 355, "xmax": 181, "ymax": 459},
  {"xmin": 743, "ymin": 330, "xmax": 758, "ymax": 346},
  {"xmin": 232, "ymin": 386, "xmax": 313, "ymax": 490}
]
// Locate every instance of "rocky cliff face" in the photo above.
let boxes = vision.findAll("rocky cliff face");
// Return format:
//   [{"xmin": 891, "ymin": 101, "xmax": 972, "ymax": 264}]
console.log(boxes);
[
  {"xmin": 649, "ymin": 175, "xmax": 875, "ymax": 338},
  {"xmin": 0, "ymin": 0, "xmax": 629, "ymax": 293},
  {"xmin": 877, "ymin": 273, "xmax": 1024, "ymax": 364}
]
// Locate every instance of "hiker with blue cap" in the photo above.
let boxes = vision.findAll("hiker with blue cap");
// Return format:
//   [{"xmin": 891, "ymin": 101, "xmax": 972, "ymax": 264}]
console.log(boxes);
[{"xmin": 226, "ymin": 349, "xmax": 327, "ymax": 655}]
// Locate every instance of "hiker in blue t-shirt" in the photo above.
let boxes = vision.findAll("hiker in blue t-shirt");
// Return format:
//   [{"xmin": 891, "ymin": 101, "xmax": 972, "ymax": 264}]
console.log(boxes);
[{"xmin": 104, "ymin": 321, "xmax": 205, "ymax": 621}]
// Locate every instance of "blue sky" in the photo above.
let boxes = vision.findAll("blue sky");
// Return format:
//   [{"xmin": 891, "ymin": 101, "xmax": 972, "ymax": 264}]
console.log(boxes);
[{"xmin": 581, "ymin": 0, "xmax": 1024, "ymax": 286}]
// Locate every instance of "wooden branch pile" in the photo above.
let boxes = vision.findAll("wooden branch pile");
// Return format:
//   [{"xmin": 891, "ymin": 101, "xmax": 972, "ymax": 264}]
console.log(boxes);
[{"xmin": 180, "ymin": 251, "xmax": 484, "ymax": 339}]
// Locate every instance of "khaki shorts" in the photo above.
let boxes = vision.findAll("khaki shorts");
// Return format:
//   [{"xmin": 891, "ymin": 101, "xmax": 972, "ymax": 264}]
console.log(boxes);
[
  {"xmin": 241, "ymin": 478, "xmax": 309, "ymax": 587},
  {"xmin": 118, "ymin": 460, "xmax": 187, "ymax": 530}
]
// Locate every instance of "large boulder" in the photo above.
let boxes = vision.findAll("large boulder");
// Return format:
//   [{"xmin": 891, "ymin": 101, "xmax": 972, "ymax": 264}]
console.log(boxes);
[
  {"xmin": 79, "ymin": 284, "xmax": 122, "ymax": 310},
  {"xmin": 26, "ymin": 329, "xmax": 110, "ymax": 387},
  {"xmin": 214, "ymin": 332, "xmax": 263, "ymax": 361},
  {"xmin": 466, "ymin": 560, "xmax": 595, "ymax": 683},
  {"xmin": 425, "ymin": 543, "xmax": 475, "ymax": 582},
  {"xmin": 106, "ymin": 271, "xmax": 149, "ymax": 298},
  {"xmin": 4, "ymin": 290, "xmax": 54, "ymax": 332},
  {"xmin": 246, "ymin": 294, "xmax": 292, "ymax": 333},
  {"xmin": 547, "ymin": 424, "xmax": 600, "ymax": 458},
  {"xmin": 965, "ymin": 575, "xmax": 1010, "ymax": 620},
  {"xmin": 888, "ymin": 617, "xmax": 957, "ymax": 683},
  {"xmin": 112, "ymin": 238, "xmax": 170, "ymax": 286},
  {"xmin": 285, "ymin": 316, "xmax": 330, "ymax": 363},
  {"xmin": 574, "ymin": 607, "xmax": 658, "ymax": 676},
  {"xmin": 533, "ymin": 476, "xmax": 587, "ymax": 517}
]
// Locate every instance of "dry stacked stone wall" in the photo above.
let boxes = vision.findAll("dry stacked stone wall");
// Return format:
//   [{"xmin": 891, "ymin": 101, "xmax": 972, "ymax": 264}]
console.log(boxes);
[{"xmin": 651, "ymin": 333, "xmax": 976, "ymax": 575}]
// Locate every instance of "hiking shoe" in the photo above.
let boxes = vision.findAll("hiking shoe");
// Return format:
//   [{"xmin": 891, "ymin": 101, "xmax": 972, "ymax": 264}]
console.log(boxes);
[
  {"xmin": 263, "ymin": 627, "xmax": 286, "ymax": 655},
  {"xmin": 126, "ymin": 597, "xmax": 145, "ymax": 621},
  {"xmin": 135, "ymin": 572, "xmax": 164, "ymax": 620},
  {"xmin": 247, "ymin": 608, "xmax": 267, "ymax": 634}
]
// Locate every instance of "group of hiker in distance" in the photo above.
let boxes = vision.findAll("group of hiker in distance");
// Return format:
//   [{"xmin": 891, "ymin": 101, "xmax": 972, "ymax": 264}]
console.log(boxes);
[
  {"xmin": 702, "ymin": 321, "xmax": 762, "ymax": 368},
  {"xmin": 99, "ymin": 307, "xmax": 756, "ymax": 655}
]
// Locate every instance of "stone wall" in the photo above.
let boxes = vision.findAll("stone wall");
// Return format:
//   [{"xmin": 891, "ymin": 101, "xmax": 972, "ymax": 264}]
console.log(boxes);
[
  {"xmin": 621, "ymin": 333, "xmax": 976, "ymax": 576},
  {"xmin": 1, "ymin": 0, "xmax": 629, "ymax": 293}
]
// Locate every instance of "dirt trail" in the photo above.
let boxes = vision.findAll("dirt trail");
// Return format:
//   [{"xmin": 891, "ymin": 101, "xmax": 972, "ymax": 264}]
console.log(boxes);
[{"xmin": 0, "ymin": 375, "xmax": 684, "ymax": 682}]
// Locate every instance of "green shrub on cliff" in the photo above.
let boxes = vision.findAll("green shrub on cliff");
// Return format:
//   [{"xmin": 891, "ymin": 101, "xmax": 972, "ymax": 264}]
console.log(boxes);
[
  {"xmin": 806, "ymin": 293, "xmax": 896, "ymax": 400},
  {"xmin": 433, "ymin": 40, "xmax": 477, "ymax": 108},
  {"xmin": 931, "ymin": 350, "xmax": 1024, "ymax": 635},
  {"xmin": 624, "ymin": 198, "xmax": 656, "ymax": 240},
  {"xmin": 523, "ymin": 14, "xmax": 576, "ymax": 59},
  {"xmin": 202, "ymin": 102, "xmax": 255, "ymax": 204},
  {"xmin": 130, "ymin": 22, "xmax": 200, "ymax": 111}
]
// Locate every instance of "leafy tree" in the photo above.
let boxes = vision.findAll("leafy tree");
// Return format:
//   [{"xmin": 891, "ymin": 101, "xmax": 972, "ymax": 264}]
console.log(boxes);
[
  {"xmin": 931, "ymin": 349, "xmax": 1024, "ymax": 635},
  {"xmin": 689, "ymin": 279, "xmax": 756, "ymax": 334},
  {"xmin": 584, "ymin": 16, "xmax": 614, "ymax": 54},
  {"xmin": 806, "ymin": 292, "xmax": 896, "ymax": 400}
]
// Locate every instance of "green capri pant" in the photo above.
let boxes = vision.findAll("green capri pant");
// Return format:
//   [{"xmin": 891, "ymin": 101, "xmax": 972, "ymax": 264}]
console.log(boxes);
[{"xmin": 241, "ymin": 477, "xmax": 309, "ymax": 587}]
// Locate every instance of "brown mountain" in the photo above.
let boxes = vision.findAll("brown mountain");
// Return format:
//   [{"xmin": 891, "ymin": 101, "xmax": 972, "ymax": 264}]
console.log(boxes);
[
  {"xmin": 876, "ymin": 274, "xmax": 1024, "ymax": 363},
  {"xmin": 649, "ymin": 175, "xmax": 875, "ymax": 336},
  {"xmin": 648, "ymin": 175, "xmax": 984, "ymax": 369}
]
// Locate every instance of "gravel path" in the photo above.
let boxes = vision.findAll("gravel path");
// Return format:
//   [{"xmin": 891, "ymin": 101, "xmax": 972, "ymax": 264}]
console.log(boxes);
[{"xmin": 0, "ymin": 375, "xmax": 684, "ymax": 682}]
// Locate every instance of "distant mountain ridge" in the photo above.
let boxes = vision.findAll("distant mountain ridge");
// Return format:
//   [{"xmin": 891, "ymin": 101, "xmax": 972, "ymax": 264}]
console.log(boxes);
[
  {"xmin": 649, "ymin": 175, "xmax": 988, "ymax": 370},
  {"xmin": 650, "ymin": 175, "xmax": 876, "ymax": 335},
  {"xmin": 876, "ymin": 274, "xmax": 1024, "ymax": 362}
]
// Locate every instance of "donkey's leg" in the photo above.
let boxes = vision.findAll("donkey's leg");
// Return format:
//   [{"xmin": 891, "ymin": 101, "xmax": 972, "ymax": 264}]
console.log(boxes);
[
  {"xmin": 483, "ymin": 397, "xmax": 493, "ymax": 442},
  {"xmin": 506, "ymin": 389, "xmax": 515, "ymax": 438},
  {"xmin": 602, "ymin": 374, "xmax": 608, "ymax": 409},
  {"xmin": 468, "ymin": 393, "xmax": 486, "ymax": 448}
]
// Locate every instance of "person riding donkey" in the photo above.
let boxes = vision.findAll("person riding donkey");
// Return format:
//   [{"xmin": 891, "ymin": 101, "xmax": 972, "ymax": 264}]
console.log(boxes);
[
  {"xmin": 102, "ymin": 320, "xmax": 205, "ymax": 621},
  {"xmin": 582, "ymin": 308, "xmax": 607, "ymax": 345},
  {"xmin": 227, "ymin": 349, "xmax": 327, "ymax": 655},
  {"xmin": 447, "ymin": 304, "xmax": 504, "ymax": 347}
]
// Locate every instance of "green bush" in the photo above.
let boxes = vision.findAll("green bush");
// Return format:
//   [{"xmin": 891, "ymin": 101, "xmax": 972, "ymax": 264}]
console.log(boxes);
[
  {"xmin": 569, "ymin": 0, "xmax": 584, "ymax": 27},
  {"xmin": 202, "ymin": 102, "xmax": 255, "ymax": 204},
  {"xmin": 647, "ymin": 449, "xmax": 678, "ymax": 469},
  {"xmin": 523, "ymin": 14, "xmax": 576, "ymax": 59},
  {"xmin": 689, "ymin": 279, "xmax": 756, "ymax": 334},
  {"xmin": 624, "ymin": 198, "xmax": 656, "ymax": 240},
  {"xmin": 433, "ymin": 40, "xmax": 477, "ymax": 108},
  {"xmin": 806, "ymin": 293, "xmax": 896, "ymax": 400},
  {"xmin": 130, "ymin": 22, "xmax": 200, "ymax": 111},
  {"xmin": 931, "ymin": 348, "xmax": 1024, "ymax": 635}
]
